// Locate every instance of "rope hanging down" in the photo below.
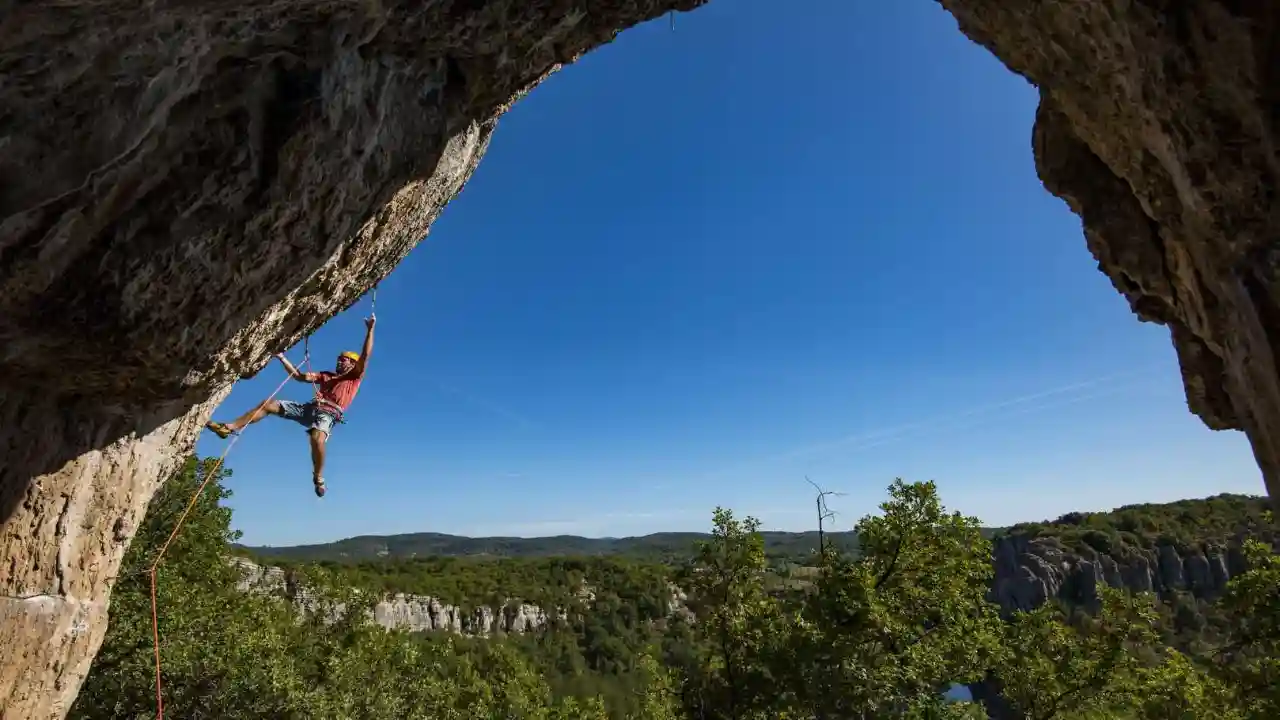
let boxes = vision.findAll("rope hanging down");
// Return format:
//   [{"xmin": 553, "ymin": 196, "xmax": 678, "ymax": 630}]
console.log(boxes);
[
  {"xmin": 147, "ymin": 370, "xmax": 292, "ymax": 720},
  {"xmin": 147, "ymin": 284, "xmax": 379, "ymax": 719}
]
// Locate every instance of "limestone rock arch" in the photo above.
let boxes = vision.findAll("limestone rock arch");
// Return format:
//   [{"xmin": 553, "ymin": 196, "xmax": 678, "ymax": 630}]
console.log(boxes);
[{"xmin": 1, "ymin": 0, "xmax": 1277, "ymax": 716}]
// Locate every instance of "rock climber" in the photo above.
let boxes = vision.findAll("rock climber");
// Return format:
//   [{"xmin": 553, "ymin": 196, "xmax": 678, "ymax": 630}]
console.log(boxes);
[{"xmin": 204, "ymin": 314, "xmax": 376, "ymax": 497}]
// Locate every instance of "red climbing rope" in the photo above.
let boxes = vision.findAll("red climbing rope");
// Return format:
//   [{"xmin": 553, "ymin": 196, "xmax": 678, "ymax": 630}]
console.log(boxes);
[
  {"xmin": 147, "ymin": 286, "xmax": 379, "ymax": 717},
  {"xmin": 303, "ymin": 334, "xmax": 322, "ymax": 397},
  {"xmin": 147, "ymin": 367, "xmax": 294, "ymax": 720}
]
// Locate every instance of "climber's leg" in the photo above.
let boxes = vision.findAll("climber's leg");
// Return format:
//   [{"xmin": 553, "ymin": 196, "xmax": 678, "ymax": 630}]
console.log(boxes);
[
  {"xmin": 308, "ymin": 428, "xmax": 328, "ymax": 497},
  {"xmin": 206, "ymin": 398, "xmax": 286, "ymax": 438},
  {"xmin": 304, "ymin": 407, "xmax": 335, "ymax": 497}
]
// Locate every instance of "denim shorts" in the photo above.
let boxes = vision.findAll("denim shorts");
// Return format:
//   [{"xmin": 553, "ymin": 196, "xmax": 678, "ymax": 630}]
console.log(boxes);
[{"xmin": 277, "ymin": 400, "xmax": 338, "ymax": 435}]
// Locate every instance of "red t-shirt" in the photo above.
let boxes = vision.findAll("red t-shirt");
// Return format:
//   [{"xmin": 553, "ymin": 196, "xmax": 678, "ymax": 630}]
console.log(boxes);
[{"xmin": 314, "ymin": 371, "xmax": 362, "ymax": 412}]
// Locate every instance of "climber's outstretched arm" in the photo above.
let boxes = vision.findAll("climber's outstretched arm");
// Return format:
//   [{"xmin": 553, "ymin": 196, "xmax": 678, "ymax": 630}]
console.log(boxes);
[
  {"xmin": 275, "ymin": 353, "xmax": 317, "ymax": 383},
  {"xmin": 352, "ymin": 315, "xmax": 375, "ymax": 378}
]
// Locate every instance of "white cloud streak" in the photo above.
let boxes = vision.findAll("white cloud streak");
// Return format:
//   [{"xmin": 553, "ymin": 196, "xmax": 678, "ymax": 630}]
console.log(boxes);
[
  {"xmin": 694, "ymin": 370, "xmax": 1153, "ymax": 482},
  {"xmin": 428, "ymin": 378, "xmax": 538, "ymax": 429}
]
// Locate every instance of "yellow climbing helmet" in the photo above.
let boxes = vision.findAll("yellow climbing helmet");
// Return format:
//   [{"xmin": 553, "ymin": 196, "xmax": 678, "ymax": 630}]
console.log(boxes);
[{"xmin": 339, "ymin": 351, "xmax": 360, "ymax": 361}]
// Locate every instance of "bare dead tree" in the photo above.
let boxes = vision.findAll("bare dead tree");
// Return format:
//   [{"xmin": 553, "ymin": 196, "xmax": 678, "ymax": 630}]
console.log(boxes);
[{"xmin": 806, "ymin": 476, "xmax": 845, "ymax": 563}]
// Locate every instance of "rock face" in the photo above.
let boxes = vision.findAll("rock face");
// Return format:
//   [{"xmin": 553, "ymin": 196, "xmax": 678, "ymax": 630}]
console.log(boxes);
[
  {"xmin": 239, "ymin": 536, "xmax": 1248, "ymax": 639},
  {"xmin": 936, "ymin": 0, "xmax": 1280, "ymax": 496},
  {"xmin": 976, "ymin": 531, "xmax": 1265, "ymax": 718},
  {"xmin": 1, "ymin": 0, "xmax": 1278, "ymax": 716},
  {"xmin": 232, "ymin": 558, "xmax": 561, "ymax": 636},
  {"xmin": 0, "ymin": 1, "xmax": 701, "ymax": 716},
  {"xmin": 231, "ymin": 557, "xmax": 689, "ymax": 635},
  {"xmin": 988, "ymin": 533, "xmax": 1255, "ymax": 613}
]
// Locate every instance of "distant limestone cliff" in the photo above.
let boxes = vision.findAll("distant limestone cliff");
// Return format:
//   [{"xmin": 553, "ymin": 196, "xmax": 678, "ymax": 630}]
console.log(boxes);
[
  {"xmin": 231, "ymin": 557, "xmax": 689, "ymax": 636},
  {"xmin": 230, "ymin": 494, "xmax": 1272, "ymax": 635}
]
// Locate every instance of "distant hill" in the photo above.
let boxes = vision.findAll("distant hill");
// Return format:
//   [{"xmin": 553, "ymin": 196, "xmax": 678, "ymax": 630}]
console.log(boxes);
[
  {"xmin": 236, "ymin": 529, "xmax": 868, "ymax": 564},
  {"xmin": 236, "ymin": 493, "xmax": 1274, "ymax": 566},
  {"xmin": 237, "ymin": 525, "xmax": 1012, "ymax": 565},
  {"xmin": 1002, "ymin": 492, "xmax": 1273, "ymax": 553}
]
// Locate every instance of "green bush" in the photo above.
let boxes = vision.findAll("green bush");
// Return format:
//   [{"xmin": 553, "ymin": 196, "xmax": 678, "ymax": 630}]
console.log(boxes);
[{"xmin": 1082, "ymin": 529, "xmax": 1115, "ymax": 555}]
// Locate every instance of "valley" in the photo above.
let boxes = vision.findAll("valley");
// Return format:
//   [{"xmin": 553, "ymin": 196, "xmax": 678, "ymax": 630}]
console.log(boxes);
[{"xmin": 67, "ymin": 457, "xmax": 1280, "ymax": 720}]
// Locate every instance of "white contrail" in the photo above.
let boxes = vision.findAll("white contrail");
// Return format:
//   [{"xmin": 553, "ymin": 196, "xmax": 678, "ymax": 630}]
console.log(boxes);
[
  {"xmin": 428, "ymin": 378, "xmax": 537, "ymax": 429},
  {"xmin": 785, "ymin": 369, "xmax": 1148, "ymax": 460},
  {"xmin": 693, "ymin": 370, "xmax": 1150, "ymax": 481},
  {"xmin": 823, "ymin": 376, "xmax": 1153, "ymax": 458}
]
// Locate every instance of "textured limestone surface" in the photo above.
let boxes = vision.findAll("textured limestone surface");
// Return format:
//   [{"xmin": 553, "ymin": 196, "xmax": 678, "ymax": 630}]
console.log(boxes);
[
  {"xmin": 1, "ymin": 0, "xmax": 1277, "ymax": 716},
  {"xmin": 0, "ymin": 1, "xmax": 702, "ymax": 716},
  {"xmin": 231, "ymin": 557, "xmax": 691, "ymax": 635},
  {"xmin": 988, "ymin": 532, "xmax": 1255, "ymax": 613},
  {"xmin": 232, "ymin": 557, "xmax": 562, "ymax": 636},
  {"xmin": 936, "ymin": 0, "xmax": 1280, "ymax": 492}
]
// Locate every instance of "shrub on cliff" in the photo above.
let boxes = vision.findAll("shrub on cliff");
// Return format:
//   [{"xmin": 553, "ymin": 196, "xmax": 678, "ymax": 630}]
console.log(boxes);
[{"xmin": 1012, "ymin": 493, "xmax": 1272, "ymax": 555}]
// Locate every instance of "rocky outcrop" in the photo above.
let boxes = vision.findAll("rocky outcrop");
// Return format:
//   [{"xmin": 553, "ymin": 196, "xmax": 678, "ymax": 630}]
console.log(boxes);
[
  {"xmin": 989, "ymin": 533, "xmax": 1258, "ymax": 613},
  {"xmin": 232, "ymin": 556, "xmax": 688, "ymax": 636},
  {"xmin": 935, "ymin": 0, "xmax": 1280, "ymax": 501},
  {"xmin": 232, "ymin": 558, "xmax": 561, "ymax": 636},
  {"xmin": 240, "ymin": 536, "xmax": 1246, "ymax": 642},
  {"xmin": 3, "ymin": 0, "xmax": 1279, "ymax": 716},
  {"xmin": 976, "ymin": 531, "xmax": 1268, "ymax": 717}
]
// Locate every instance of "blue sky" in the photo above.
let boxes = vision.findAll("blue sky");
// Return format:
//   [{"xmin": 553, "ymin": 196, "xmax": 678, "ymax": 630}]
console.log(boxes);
[{"xmin": 203, "ymin": 0, "xmax": 1265, "ymax": 547}]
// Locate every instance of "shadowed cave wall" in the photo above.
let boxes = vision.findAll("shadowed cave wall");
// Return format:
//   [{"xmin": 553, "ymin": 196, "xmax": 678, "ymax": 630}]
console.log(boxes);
[{"xmin": 1, "ymin": 0, "xmax": 1277, "ymax": 716}]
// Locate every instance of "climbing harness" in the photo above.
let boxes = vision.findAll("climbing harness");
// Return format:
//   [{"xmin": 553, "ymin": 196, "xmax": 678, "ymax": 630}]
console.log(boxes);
[
  {"xmin": 147, "ymin": 282, "xmax": 381, "ymax": 720},
  {"xmin": 301, "ymin": 334, "xmax": 346, "ymax": 425}
]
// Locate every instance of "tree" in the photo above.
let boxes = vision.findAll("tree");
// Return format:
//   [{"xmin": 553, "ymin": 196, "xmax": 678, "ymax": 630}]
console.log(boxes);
[
  {"xmin": 780, "ymin": 479, "xmax": 1001, "ymax": 718},
  {"xmin": 629, "ymin": 650, "xmax": 681, "ymax": 720},
  {"xmin": 675, "ymin": 508, "xmax": 789, "ymax": 720},
  {"xmin": 993, "ymin": 585, "xmax": 1170, "ymax": 720},
  {"xmin": 1119, "ymin": 648, "xmax": 1242, "ymax": 720},
  {"xmin": 1209, "ymin": 537, "xmax": 1280, "ymax": 717},
  {"xmin": 664, "ymin": 480, "xmax": 1240, "ymax": 720}
]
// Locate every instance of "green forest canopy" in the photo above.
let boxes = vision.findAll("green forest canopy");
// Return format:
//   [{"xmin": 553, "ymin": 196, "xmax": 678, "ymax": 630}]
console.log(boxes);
[{"xmin": 74, "ymin": 457, "xmax": 1280, "ymax": 720}]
